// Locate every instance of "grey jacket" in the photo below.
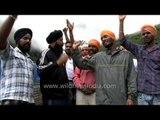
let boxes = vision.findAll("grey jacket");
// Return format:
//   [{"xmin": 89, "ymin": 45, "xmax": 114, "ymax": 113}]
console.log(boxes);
[{"xmin": 72, "ymin": 48, "xmax": 137, "ymax": 105}]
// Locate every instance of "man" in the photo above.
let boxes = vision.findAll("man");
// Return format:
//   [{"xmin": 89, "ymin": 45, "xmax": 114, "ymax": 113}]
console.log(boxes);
[
  {"xmin": 63, "ymin": 19, "xmax": 76, "ymax": 105},
  {"xmin": 79, "ymin": 42, "xmax": 89, "ymax": 57},
  {"xmin": 64, "ymin": 41, "xmax": 76, "ymax": 105},
  {"xmin": 73, "ymin": 39, "xmax": 100, "ymax": 105},
  {"xmin": 72, "ymin": 30, "xmax": 137, "ymax": 105},
  {"xmin": 36, "ymin": 30, "xmax": 69, "ymax": 105},
  {"xmin": 119, "ymin": 15, "xmax": 160, "ymax": 105},
  {"xmin": 0, "ymin": 15, "xmax": 35, "ymax": 105}
]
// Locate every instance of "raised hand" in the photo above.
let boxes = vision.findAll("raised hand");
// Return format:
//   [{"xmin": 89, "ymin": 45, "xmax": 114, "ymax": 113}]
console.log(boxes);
[
  {"xmin": 119, "ymin": 15, "xmax": 126, "ymax": 21},
  {"xmin": 63, "ymin": 27, "xmax": 68, "ymax": 33},
  {"xmin": 66, "ymin": 19, "xmax": 74, "ymax": 31},
  {"xmin": 72, "ymin": 41, "xmax": 81, "ymax": 49}
]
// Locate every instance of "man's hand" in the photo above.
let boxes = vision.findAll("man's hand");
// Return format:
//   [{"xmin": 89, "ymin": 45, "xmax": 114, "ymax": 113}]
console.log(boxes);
[
  {"xmin": 63, "ymin": 27, "xmax": 68, "ymax": 33},
  {"xmin": 72, "ymin": 41, "xmax": 81, "ymax": 49},
  {"xmin": 80, "ymin": 84, "xmax": 95, "ymax": 95},
  {"xmin": 126, "ymin": 99, "xmax": 134, "ymax": 105},
  {"xmin": 66, "ymin": 19, "xmax": 74, "ymax": 31},
  {"xmin": 119, "ymin": 15, "xmax": 126, "ymax": 21}
]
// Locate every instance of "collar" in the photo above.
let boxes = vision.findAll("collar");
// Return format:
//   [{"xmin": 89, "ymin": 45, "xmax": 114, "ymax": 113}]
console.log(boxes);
[{"xmin": 14, "ymin": 47, "xmax": 30, "ymax": 58}]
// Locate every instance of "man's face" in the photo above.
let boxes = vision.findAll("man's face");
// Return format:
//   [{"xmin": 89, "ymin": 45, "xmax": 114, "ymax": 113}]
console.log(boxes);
[
  {"xmin": 54, "ymin": 37, "xmax": 64, "ymax": 48},
  {"xmin": 17, "ymin": 33, "xmax": 32, "ymax": 53},
  {"xmin": 81, "ymin": 46, "xmax": 89, "ymax": 57},
  {"xmin": 88, "ymin": 44, "xmax": 98, "ymax": 56},
  {"xmin": 65, "ymin": 42, "xmax": 72, "ymax": 55},
  {"xmin": 101, "ymin": 35, "xmax": 113, "ymax": 49},
  {"xmin": 141, "ymin": 31, "xmax": 154, "ymax": 44}
]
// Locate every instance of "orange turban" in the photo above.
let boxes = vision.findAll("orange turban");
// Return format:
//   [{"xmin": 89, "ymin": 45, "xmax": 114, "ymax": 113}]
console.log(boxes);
[
  {"xmin": 141, "ymin": 24, "xmax": 157, "ymax": 37},
  {"xmin": 100, "ymin": 30, "xmax": 115, "ymax": 41},
  {"xmin": 88, "ymin": 39, "xmax": 100, "ymax": 50}
]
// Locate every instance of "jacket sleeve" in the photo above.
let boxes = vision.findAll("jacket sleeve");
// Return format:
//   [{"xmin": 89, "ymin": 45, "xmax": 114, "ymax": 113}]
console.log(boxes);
[
  {"xmin": 120, "ymin": 38, "xmax": 140, "ymax": 58},
  {"xmin": 36, "ymin": 50, "xmax": 59, "ymax": 78},
  {"xmin": 71, "ymin": 48, "xmax": 95, "ymax": 70},
  {"xmin": 72, "ymin": 66, "xmax": 84, "ymax": 89},
  {"xmin": 126, "ymin": 52, "xmax": 137, "ymax": 101}
]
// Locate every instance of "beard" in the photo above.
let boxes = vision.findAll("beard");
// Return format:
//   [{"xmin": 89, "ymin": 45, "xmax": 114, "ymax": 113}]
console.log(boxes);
[
  {"xmin": 89, "ymin": 50, "xmax": 96, "ymax": 56},
  {"xmin": 103, "ymin": 41, "xmax": 113, "ymax": 49},
  {"xmin": 52, "ymin": 42, "xmax": 63, "ymax": 57},
  {"xmin": 143, "ymin": 38, "xmax": 154, "ymax": 44},
  {"xmin": 18, "ymin": 43, "xmax": 31, "ymax": 53},
  {"xmin": 65, "ymin": 49, "xmax": 71, "ymax": 56}
]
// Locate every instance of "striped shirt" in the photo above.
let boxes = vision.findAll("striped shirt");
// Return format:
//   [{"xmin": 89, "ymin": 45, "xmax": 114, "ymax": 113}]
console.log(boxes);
[
  {"xmin": 0, "ymin": 44, "xmax": 34, "ymax": 103},
  {"xmin": 121, "ymin": 38, "xmax": 160, "ymax": 94}
]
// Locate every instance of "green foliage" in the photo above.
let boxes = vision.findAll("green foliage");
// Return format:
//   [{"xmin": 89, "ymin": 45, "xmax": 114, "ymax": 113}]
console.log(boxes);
[
  {"xmin": 29, "ymin": 49, "xmax": 41, "ymax": 63},
  {"xmin": 155, "ymin": 24, "xmax": 160, "ymax": 43},
  {"xmin": 125, "ymin": 33, "xmax": 143, "ymax": 44}
]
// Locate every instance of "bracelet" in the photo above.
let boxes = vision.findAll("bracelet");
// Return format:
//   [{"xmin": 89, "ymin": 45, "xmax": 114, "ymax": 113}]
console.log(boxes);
[{"xmin": 9, "ymin": 15, "xmax": 17, "ymax": 20}]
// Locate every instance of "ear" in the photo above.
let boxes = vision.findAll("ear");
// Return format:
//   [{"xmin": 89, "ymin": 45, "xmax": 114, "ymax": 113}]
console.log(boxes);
[
  {"xmin": 50, "ymin": 41, "xmax": 56, "ymax": 47},
  {"xmin": 15, "ymin": 40, "xmax": 20, "ymax": 46}
]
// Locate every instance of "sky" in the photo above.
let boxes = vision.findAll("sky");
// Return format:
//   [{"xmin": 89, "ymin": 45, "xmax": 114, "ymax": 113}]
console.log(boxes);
[{"xmin": 1, "ymin": 15, "xmax": 160, "ymax": 51}]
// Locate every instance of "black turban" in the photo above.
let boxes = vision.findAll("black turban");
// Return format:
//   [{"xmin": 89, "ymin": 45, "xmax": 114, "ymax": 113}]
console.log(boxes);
[
  {"xmin": 14, "ymin": 28, "xmax": 33, "ymax": 42},
  {"xmin": 46, "ymin": 30, "xmax": 63, "ymax": 44}
]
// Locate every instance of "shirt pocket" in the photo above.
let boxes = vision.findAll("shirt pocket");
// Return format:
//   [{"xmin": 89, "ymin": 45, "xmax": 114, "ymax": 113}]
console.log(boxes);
[{"xmin": 14, "ymin": 54, "xmax": 34, "ymax": 76}]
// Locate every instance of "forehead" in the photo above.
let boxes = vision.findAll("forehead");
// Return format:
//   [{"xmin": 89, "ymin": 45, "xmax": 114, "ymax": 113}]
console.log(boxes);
[
  {"xmin": 65, "ymin": 42, "xmax": 72, "ymax": 46},
  {"xmin": 101, "ymin": 35, "xmax": 108, "ymax": 38},
  {"xmin": 22, "ymin": 33, "xmax": 32, "ymax": 38},
  {"xmin": 88, "ymin": 44, "xmax": 97, "ymax": 47},
  {"xmin": 19, "ymin": 33, "xmax": 32, "ymax": 41},
  {"xmin": 82, "ymin": 46, "xmax": 88, "ymax": 49},
  {"xmin": 142, "ymin": 30, "xmax": 150, "ymax": 33},
  {"xmin": 56, "ymin": 37, "xmax": 63, "ymax": 42}
]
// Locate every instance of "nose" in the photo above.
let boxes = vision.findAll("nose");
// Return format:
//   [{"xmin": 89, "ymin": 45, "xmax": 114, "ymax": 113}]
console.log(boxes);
[{"xmin": 101, "ymin": 36, "xmax": 106, "ymax": 41}]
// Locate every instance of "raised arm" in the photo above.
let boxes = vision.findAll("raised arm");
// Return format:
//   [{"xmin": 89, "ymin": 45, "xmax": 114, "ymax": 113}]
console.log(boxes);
[
  {"xmin": 0, "ymin": 15, "xmax": 17, "ymax": 50},
  {"xmin": 66, "ymin": 19, "xmax": 74, "ymax": 45},
  {"xmin": 63, "ymin": 27, "xmax": 70, "ymax": 42},
  {"xmin": 119, "ymin": 15, "xmax": 126, "ymax": 40},
  {"xmin": 72, "ymin": 41, "xmax": 95, "ymax": 70},
  {"xmin": 119, "ymin": 15, "xmax": 139, "ymax": 57}
]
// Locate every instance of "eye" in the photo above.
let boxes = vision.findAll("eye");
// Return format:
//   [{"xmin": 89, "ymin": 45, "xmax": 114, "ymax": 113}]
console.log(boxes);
[{"xmin": 142, "ymin": 32, "xmax": 150, "ymax": 36}]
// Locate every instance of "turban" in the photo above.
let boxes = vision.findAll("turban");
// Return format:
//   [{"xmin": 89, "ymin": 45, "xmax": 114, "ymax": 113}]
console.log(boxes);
[
  {"xmin": 46, "ymin": 30, "xmax": 63, "ymax": 44},
  {"xmin": 14, "ymin": 28, "xmax": 32, "ymax": 42},
  {"xmin": 80, "ymin": 43, "xmax": 88, "ymax": 49},
  {"xmin": 100, "ymin": 30, "xmax": 115, "ymax": 41},
  {"xmin": 88, "ymin": 39, "xmax": 100, "ymax": 50},
  {"xmin": 141, "ymin": 24, "xmax": 157, "ymax": 37}
]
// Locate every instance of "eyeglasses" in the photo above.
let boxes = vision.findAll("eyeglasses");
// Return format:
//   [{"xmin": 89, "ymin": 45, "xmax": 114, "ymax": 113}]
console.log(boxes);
[{"xmin": 142, "ymin": 32, "xmax": 151, "ymax": 36}]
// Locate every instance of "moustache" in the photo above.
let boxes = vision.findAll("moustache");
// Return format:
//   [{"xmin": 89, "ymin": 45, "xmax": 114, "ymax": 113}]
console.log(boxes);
[{"xmin": 24, "ymin": 43, "xmax": 31, "ymax": 47}]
